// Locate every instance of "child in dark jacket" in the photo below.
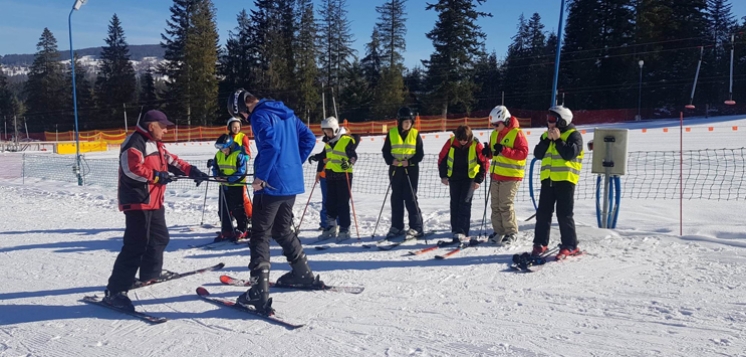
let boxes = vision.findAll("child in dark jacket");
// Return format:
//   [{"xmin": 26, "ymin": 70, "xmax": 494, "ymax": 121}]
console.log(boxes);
[{"xmin": 437, "ymin": 125, "xmax": 489, "ymax": 242}]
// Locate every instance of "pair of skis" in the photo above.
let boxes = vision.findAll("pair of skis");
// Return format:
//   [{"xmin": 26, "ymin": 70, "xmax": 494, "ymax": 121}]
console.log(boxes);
[
  {"xmin": 406, "ymin": 237, "xmax": 486, "ymax": 259},
  {"xmin": 509, "ymin": 248, "xmax": 584, "ymax": 272},
  {"xmin": 81, "ymin": 262, "xmax": 226, "ymax": 324},
  {"xmin": 81, "ymin": 263, "xmax": 363, "ymax": 329},
  {"xmin": 362, "ymin": 231, "xmax": 436, "ymax": 250}
]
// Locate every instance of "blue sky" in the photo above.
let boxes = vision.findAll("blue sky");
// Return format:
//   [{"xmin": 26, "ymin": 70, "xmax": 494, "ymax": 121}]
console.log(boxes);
[{"xmin": 1, "ymin": 0, "xmax": 745, "ymax": 69}]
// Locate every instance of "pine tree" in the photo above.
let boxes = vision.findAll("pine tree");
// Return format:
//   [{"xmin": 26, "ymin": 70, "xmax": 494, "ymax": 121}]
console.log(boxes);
[
  {"xmin": 96, "ymin": 14, "xmax": 137, "ymax": 126},
  {"xmin": 422, "ymin": 0, "xmax": 491, "ymax": 117},
  {"xmin": 372, "ymin": 65, "xmax": 406, "ymax": 119},
  {"xmin": 339, "ymin": 59, "xmax": 373, "ymax": 121},
  {"xmin": 562, "ymin": 0, "xmax": 636, "ymax": 109},
  {"xmin": 361, "ymin": 29, "xmax": 383, "ymax": 89},
  {"xmin": 473, "ymin": 51, "xmax": 501, "ymax": 111},
  {"xmin": 294, "ymin": 0, "xmax": 321, "ymax": 122},
  {"xmin": 66, "ymin": 54, "xmax": 96, "ymax": 129},
  {"xmin": 501, "ymin": 14, "xmax": 531, "ymax": 108},
  {"xmin": 219, "ymin": 9, "xmax": 256, "ymax": 98},
  {"xmin": 318, "ymin": 0, "xmax": 355, "ymax": 103},
  {"xmin": 161, "ymin": 0, "xmax": 219, "ymax": 126},
  {"xmin": 375, "ymin": 0, "xmax": 407, "ymax": 69},
  {"xmin": 139, "ymin": 69, "xmax": 159, "ymax": 111},
  {"xmin": 24, "ymin": 28, "xmax": 66, "ymax": 132},
  {"xmin": 701, "ymin": 0, "xmax": 738, "ymax": 106},
  {"xmin": 637, "ymin": 0, "xmax": 709, "ymax": 109},
  {"xmin": 0, "ymin": 63, "xmax": 13, "ymax": 121}
]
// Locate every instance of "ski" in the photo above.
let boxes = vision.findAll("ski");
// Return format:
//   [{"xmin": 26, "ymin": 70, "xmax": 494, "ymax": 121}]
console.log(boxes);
[
  {"xmin": 369, "ymin": 231, "xmax": 436, "ymax": 251},
  {"xmin": 219, "ymin": 274, "xmax": 364, "ymax": 295},
  {"xmin": 434, "ymin": 239, "xmax": 484, "ymax": 260},
  {"xmin": 407, "ymin": 240, "xmax": 460, "ymax": 256},
  {"xmin": 81, "ymin": 296, "xmax": 167, "ymax": 324},
  {"xmin": 195, "ymin": 287, "xmax": 303, "ymax": 330},
  {"xmin": 510, "ymin": 249, "xmax": 583, "ymax": 272},
  {"xmin": 130, "ymin": 263, "xmax": 225, "ymax": 290},
  {"xmin": 188, "ymin": 238, "xmax": 248, "ymax": 249}
]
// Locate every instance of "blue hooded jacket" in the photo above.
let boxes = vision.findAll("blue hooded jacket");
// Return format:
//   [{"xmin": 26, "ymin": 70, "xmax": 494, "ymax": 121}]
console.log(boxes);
[{"xmin": 249, "ymin": 99, "xmax": 316, "ymax": 196}]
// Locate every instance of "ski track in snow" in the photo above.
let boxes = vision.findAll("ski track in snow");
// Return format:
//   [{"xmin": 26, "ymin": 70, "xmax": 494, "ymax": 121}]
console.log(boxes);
[{"xmin": 2, "ymin": 117, "xmax": 746, "ymax": 356}]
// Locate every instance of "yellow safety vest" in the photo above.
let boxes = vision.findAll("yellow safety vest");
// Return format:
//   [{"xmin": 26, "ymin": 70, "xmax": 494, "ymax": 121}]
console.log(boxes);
[
  {"xmin": 325, "ymin": 135, "xmax": 355, "ymax": 173},
  {"xmin": 489, "ymin": 128, "xmax": 526, "ymax": 178},
  {"xmin": 540, "ymin": 129, "xmax": 584, "ymax": 184},
  {"xmin": 215, "ymin": 150, "xmax": 245, "ymax": 186},
  {"xmin": 389, "ymin": 127, "xmax": 418, "ymax": 165},
  {"xmin": 446, "ymin": 137, "xmax": 480, "ymax": 179},
  {"xmin": 233, "ymin": 132, "xmax": 249, "ymax": 156}
]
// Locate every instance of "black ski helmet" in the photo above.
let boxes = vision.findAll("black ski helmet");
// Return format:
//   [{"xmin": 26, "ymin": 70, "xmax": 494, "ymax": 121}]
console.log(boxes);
[
  {"xmin": 397, "ymin": 107, "xmax": 414, "ymax": 123},
  {"xmin": 214, "ymin": 134, "xmax": 235, "ymax": 150},
  {"xmin": 227, "ymin": 89, "xmax": 252, "ymax": 120}
]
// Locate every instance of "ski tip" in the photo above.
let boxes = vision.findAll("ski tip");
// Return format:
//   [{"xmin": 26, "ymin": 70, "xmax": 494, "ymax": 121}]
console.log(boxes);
[
  {"xmin": 315, "ymin": 245, "xmax": 330, "ymax": 250},
  {"xmin": 434, "ymin": 255, "xmax": 446, "ymax": 260},
  {"xmin": 216, "ymin": 262, "xmax": 226, "ymax": 269},
  {"xmin": 196, "ymin": 286, "xmax": 210, "ymax": 296},
  {"xmin": 219, "ymin": 275, "xmax": 232, "ymax": 284}
]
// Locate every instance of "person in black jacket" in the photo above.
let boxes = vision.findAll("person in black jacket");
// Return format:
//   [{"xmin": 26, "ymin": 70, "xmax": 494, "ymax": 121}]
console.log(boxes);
[
  {"xmin": 381, "ymin": 107, "xmax": 425, "ymax": 239},
  {"xmin": 531, "ymin": 105, "xmax": 584, "ymax": 260},
  {"xmin": 437, "ymin": 125, "xmax": 488, "ymax": 242}
]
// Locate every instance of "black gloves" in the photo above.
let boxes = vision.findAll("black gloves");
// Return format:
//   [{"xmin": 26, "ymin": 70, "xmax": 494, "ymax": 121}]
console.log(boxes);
[
  {"xmin": 493, "ymin": 143, "xmax": 503, "ymax": 155},
  {"xmin": 153, "ymin": 170, "xmax": 173, "ymax": 185},
  {"xmin": 481, "ymin": 145, "xmax": 491, "ymax": 157},
  {"xmin": 340, "ymin": 159, "xmax": 351, "ymax": 170},
  {"xmin": 308, "ymin": 153, "xmax": 321, "ymax": 164},
  {"xmin": 189, "ymin": 167, "xmax": 209, "ymax": 187},
  {"xmin": 206, "ymin": 159, "xmax": 214, "ymax": 168}
]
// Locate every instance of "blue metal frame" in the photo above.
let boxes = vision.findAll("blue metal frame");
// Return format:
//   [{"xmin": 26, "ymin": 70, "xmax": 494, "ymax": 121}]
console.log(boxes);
[{"xmin": 68, "ymin": 4, "xmax": 83, "ymax": 185}]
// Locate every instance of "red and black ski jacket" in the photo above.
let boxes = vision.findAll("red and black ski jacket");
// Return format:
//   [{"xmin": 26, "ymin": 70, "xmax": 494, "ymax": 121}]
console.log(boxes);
[{"xmin": 118, "ymin": 125, "xmax": 196, "ymax": 211}]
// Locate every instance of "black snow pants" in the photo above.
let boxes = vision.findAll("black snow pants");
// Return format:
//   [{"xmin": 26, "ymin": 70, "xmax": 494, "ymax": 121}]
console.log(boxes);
[
  {"xmin": 449, "ymin": 179, "xmax": 475, "ymax": 236},
  {"xmin": 389, "ymin": 166, "xmax": 422, "ymax": 232},
  {"xmin": 533, "ymin": 179, "xmax": 578, "ymax": 249},
  {"xmin": 248, "ymin": 194, "xmax": 305, "ymax": 270}
]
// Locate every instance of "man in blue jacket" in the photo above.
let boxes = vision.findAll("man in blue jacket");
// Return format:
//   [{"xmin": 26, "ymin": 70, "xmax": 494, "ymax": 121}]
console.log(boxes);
[{"xmin": 227, "ymin": 89, "xmax": 319, "ymax": 315}]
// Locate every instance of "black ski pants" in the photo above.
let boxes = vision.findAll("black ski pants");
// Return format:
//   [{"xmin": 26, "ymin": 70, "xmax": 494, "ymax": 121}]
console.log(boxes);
[
  {"xmin": 220, "ymin": 185, "xmax": 249, "ymax": 233},
  {"xmin": 107, "ymin": 208, "xmax": 169, "ymax": 293},
  {"xmin": 533, "ymin": 179, "xmax": 578, "ymax": 249},
  {"xmin": 249, "ymin": 194, "xmax": 305, "ymax": 271},
  {"xmin": 326, "ymin": 175, "xmax": 352, "ymax": 229},
  {"xmin": 390, "ymin": 167, "xmax": 422, "ymax": 232},
  {"xmin": 449, "ymin": 179, "xmax": 475, "ymax": 236}
]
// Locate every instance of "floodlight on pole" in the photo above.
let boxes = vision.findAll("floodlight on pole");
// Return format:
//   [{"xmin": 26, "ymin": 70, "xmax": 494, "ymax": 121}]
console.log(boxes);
[{"xmin": 69, "ymin": 0, "xmax": 88, "ymax": 185}]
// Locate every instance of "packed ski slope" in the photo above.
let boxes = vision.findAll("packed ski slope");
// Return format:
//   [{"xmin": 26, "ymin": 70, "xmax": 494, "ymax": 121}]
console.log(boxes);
[{"xmin": 1, "ymin": 116, "xmax": 745, "ymax": 357}]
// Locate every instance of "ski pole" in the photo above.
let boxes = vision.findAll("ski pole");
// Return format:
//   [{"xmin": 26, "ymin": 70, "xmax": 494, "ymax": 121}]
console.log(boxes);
[
  {"xmin": 200, "ymin": 180, "xmax": 209, "ymax": 226},
  {"xmin": 345, "ymin": 170, "xmax": 361, "ymax": 240},
  {"xmin": 479, "ymin": 175, "xmax": 491, "ymax": 239},
  {"xmin": 404, "ymin": 167, "xmax": 427, "ymax": 245},
  {"xmin": 294, "ymin": 179, "xmax": 317, "ymax": 236},
  {"xmin": 372, "ymin": 171, "xmax": 393, "ymax": 238}
]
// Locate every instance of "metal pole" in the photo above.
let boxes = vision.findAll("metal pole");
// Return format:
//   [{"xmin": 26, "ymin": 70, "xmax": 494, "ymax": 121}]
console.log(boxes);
[
  {"xmin": 123, "ymin": 103, "xmax": 128, "ymax": 133},
  {"xmin": 69, "ymin": 7, "xmax": 82, "ymax": 185},
  {"xmin": 550, "ymin": 0, "xmax": 566, "ymax": 108},
  {"xmin": 638, "ymin": 61, "xmax": 643, "ymax": 120}
]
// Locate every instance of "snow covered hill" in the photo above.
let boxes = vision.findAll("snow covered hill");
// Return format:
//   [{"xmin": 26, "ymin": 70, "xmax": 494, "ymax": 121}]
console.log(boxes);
[{"xmin": 0, "ymin": 116, "xmax": 745, "ymax": 356}]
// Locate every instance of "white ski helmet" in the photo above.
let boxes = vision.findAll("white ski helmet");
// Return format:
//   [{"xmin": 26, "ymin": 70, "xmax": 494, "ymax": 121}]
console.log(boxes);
[
  {"xmin": 320, "ymin": 116, "xmax": 340, "ymax": 136},
  {"xmin": 489, "ymin": 105, "xmax": 511, "ymax": 125},
  {"xmin": 549, "ymin": 105, "xmax": 573, "ymax": 127},
  {"xmin": 227, "ymin": 117, "xmax": 241, "ymax": 131}
]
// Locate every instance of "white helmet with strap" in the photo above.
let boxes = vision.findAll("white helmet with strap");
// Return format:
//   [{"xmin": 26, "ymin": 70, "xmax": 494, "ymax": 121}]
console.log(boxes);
[
  {"xmin": 549, "ymin": 105, "xmax": 573, "ymax": 127},
  {"xmin": 489, "ymin": 105, "xmax": 511, "ymax": 125},
  {"xmin": 321, "ymin": 116, "xmax": 340, "ymax": 136}
]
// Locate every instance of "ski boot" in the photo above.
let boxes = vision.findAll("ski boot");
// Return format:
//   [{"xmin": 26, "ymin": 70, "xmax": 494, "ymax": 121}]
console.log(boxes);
[
  {"xmin": 501, "ymin": 234, "xmax": 518, "ymax": 246},
  {"xmin": 102, "ymin": 290, "xmax": 135, "ymax": 312},
  {"xmin": 451, "ymin": 233, "xmax": 468, "ymax": 244},
  {"xmin": 488, "ymin": 232, "xmax": 501, "ymax": 245},
  {"xmin": 276, "ymin": 254, "xmax": 323, "ymax": 288},
  {"xmin": 385, "ymin": 227, "xmax": 404, "ymax": 239},
  {"xmin": 556, "ymin": 245, "xmax": 580, "ymax": 260},
  {"xmin": 236, "ymin": 263, "xmax": 274, "ymax": 315},
  {"xmin": 405, "ymin": 229, "xmax": 424, "ymax": 240},
  {"xmin": 318, "ymin": 225, "xmax": 338, "ymax": 240},
  {"xmin": 336, "ymin": 227, "xmax": 351, "ymax": 241}
]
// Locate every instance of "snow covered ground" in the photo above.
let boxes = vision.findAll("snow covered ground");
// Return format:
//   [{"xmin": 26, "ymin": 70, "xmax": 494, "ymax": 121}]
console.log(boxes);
[{"xmin": 1, "ymin": 115, "xmax": 745, "ymax": 356}]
